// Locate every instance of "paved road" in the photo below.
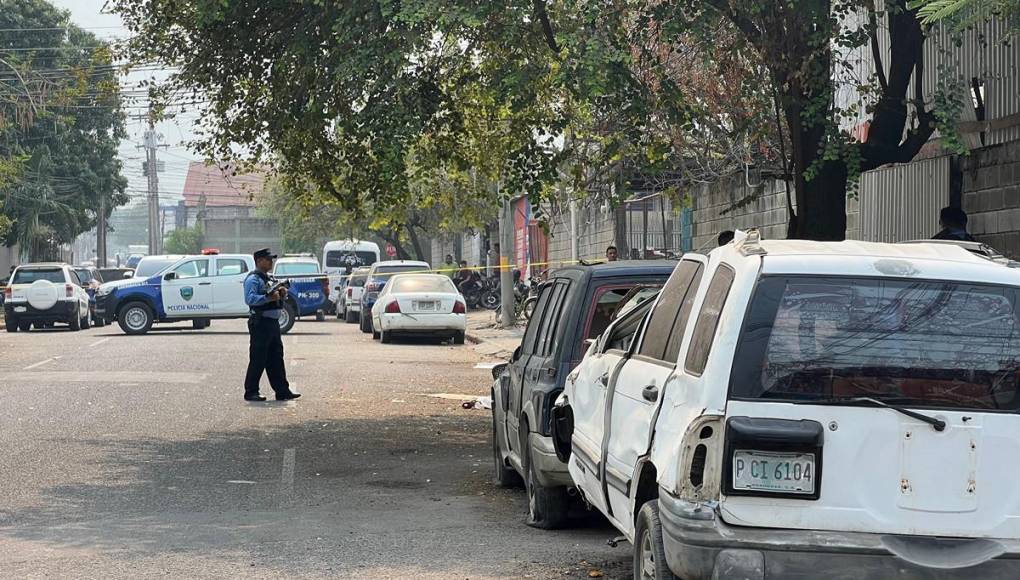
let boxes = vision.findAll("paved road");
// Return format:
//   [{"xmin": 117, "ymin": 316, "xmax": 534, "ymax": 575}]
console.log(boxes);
[{"xmin": 0, "ymin": 318, "xmax": 629, "ymax": 579}]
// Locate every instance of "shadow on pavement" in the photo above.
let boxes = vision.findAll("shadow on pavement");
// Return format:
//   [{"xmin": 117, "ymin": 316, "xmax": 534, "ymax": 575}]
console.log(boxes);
[{"xmin": 0, "ymin": 413, "xmax": 627, "ymax": 579}]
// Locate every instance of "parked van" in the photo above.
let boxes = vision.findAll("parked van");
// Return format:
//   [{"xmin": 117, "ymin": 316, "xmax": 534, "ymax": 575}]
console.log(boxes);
[{"xmin": 323, "ymin": 240, "xmax": 381, "ymax": 313}]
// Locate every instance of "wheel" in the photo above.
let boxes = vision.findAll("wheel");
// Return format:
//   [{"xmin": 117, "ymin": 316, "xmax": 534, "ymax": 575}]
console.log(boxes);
[
  {"xmin": 634, "ymin": 500, "xmax": 677, "ymax": 580},
  {"xmin": 453, "ymin": 330, "xmax": 465, "ymax": 345},
  {"xmin": 5, "ymin": 320, "xmax": 16, "ymax": 333},
  {"xmin": 345, "ymin": 309, "xmax": 357, "ymax": 324},
  {"xmin": 192, "ymin": 319, "xmax": 207, "ymax": 330},
  {"xmin": 493, "ymin": 405, "xmax": 523, "ymax": 488},
  {"xmin": 481, "ymin": 290, "xmax": 500, "ymax": 310},
  {"xmin": 359, "ymin": 310, "xmax": 372, "ymax": 333},
  {"xmin": 69, "ymin": 312, "xmax": 81, "ymax": 331},
  {"xmin": 117, "ymin": 301, "xmax": 154, "ymax": 335},
  {"xmin": 18, "ymin": 321, "xmax": 31, "ymax": 332},
  {"xmin": 315, "ymin": 310, "xmax": 326, "ymax": 322},
  {"xmin": 278, "ymin": 301, "xmax": 297, "ymax": 334},
  {"xmin": 524, "ymin": 433, "xmax": 570, "ymax": 529},
  {"xmin": 380, "ymin": 329, "xmax": 391, "ymax": 343},
  {"xmin": 523, "ymin": 297, "xmax": 537, "ymax": 320}
]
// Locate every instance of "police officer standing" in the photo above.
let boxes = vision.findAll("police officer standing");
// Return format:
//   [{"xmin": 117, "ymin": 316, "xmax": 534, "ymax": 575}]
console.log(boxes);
[{"xmin": 243, "ymin": 248, "xmax": 301, "ymax": 402}]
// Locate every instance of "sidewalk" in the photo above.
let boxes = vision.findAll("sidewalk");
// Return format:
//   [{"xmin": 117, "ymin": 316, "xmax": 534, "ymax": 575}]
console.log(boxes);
[{"xmin": 466, "ymin": 310, "xmax": 524, "ymax": 360}]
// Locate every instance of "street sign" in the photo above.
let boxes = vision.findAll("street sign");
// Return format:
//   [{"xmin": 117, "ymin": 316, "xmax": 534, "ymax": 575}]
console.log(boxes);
[{"xmin": 385, "ymin": 244, "xmax": 397, "ymax": 257}]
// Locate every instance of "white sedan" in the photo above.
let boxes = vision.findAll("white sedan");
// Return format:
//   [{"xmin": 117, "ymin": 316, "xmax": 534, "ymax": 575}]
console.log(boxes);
[{"xmin": 370, "ymin": 274, "xmax": 467, "ymax": 344}]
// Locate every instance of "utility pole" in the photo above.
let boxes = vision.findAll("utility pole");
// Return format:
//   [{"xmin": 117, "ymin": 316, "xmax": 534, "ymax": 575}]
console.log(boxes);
[
  {"xmin": 97, "ymin": 192, "xmax": 107, "ymax": 267},
  {"xmin": 135, "ymin": 112, "xmax": 167, "ymax": 255},
  {"xmin": 498, "ymin": 183, "xmax": 515, "ymax": 328}
]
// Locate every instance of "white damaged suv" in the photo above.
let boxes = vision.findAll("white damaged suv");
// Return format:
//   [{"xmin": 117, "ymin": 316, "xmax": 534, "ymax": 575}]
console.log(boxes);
[
  {"xmin": 4, "ymin": 263, "xmax": 92, "ymax": 332},
  {"xmin": 552, "ymin": 231, "xmax": 1020, "ymax": 579}
]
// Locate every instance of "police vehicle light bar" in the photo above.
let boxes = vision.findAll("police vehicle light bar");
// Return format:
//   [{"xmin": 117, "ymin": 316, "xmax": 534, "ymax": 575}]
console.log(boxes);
[{"xmin": 201, "ymin": 248, "xmax": 220, "ymax": 255}]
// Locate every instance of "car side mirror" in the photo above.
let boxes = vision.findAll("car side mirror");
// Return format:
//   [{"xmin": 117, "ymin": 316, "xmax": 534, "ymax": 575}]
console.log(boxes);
[
  {"xmin": 511, "ymin": 345, "xmax": 522, "ymax": 362},
  {"xmin": 163, "ymin": 272, "xmax": 176, "ymax": 281}
]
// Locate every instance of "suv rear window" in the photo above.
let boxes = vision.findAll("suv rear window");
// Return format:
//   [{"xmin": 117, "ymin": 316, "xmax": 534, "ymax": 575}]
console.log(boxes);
[
  {"xmin": 731, "ymin": 276, "xmax": 1020, "ymax": 411},
  {"xmin": 275, "ymin": 262, "xmax": 319, "ymax": 275},
  {"xmin": 326, "ymin": 251, "xmax": 377, "ymax": 268},
  {"xmin": 12, "ymin": 268, "xmax": 65, "ymax": 284}
]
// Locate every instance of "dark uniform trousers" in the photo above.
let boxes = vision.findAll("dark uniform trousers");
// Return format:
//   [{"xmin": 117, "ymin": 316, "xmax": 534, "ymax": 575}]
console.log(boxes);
[{"xmin": 244, "ymin": 315, "xmax": 290, "ymax": 397}]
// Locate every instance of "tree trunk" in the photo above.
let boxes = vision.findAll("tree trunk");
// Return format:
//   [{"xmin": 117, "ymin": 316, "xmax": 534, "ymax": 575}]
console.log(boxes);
[{"xmin": 404, "ymin": 224, "xmax": 427, "ymax": 261}]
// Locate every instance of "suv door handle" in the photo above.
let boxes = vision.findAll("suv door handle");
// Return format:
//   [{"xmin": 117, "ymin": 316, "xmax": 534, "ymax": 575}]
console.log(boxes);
[
  {"xmin": 198, "ymin": 282, "xmax": 212, "ymax": 286},
  {"xmin": 599, "ymin": 372, "xmax": 610, "ymax": 387},
  {"xmin": 642, "ymin": 385, "xmax": 659, "ymax": 402}
]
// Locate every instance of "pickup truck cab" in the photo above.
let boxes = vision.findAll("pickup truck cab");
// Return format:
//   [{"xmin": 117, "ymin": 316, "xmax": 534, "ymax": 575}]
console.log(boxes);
[
  {"xmin": 492, "ymin": 261, "xmax": 675, "ymax": 529},
  {"xmin": 4, "ymin": 263, "xmax": 92, "ymax": 332},
  {"xmin": 272, "ymin": 254, "xmax": 330, "ymax": 322},
  {"xmin": 97, "ymin": 253, "xmax": 328, "ymax": 335},
  {"xmin": 555, "ymin": 232, "xmax": 1020, "ymax": 580},
  {"xmin": 337, "ymin": 266, "xmax": 371, "ymax": 323}
]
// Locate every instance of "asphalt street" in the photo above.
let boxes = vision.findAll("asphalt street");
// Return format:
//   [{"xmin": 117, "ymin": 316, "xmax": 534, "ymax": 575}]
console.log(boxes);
[{"xmin": 0, "ymin": 317, "xmax": 628, "ymax": 579}]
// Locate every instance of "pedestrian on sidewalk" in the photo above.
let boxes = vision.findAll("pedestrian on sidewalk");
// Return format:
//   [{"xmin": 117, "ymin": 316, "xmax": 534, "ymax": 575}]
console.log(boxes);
[
  {"xmin": 439, "ymin": 254, "xmax": 456, "ymax": 278},
  {"xmin": 932, "ymin": 206, "xmax": 977, "ymax": 242},
  {"xmin": 243, "ymin": 248, "xmax": 301, "ymax": 402}
]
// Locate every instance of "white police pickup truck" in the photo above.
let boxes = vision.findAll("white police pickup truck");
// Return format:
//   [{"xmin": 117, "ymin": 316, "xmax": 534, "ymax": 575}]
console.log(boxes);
[{"xmin": 96, "ymin": 252, "xmax": 329, "ymax": 335}]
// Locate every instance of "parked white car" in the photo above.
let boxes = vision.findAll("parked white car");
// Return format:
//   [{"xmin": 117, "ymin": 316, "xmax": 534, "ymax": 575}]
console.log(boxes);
[
  {"xmin": 336, "ymin": 266, "xmax": 370, "ymax": 323},
  {"xmin": 370, "ymin": 273, "xmax": 467, "ymax": 344},
  {"xmin": 553, "ymin": 231, "xmax": 1020, "ymax": 580},
  {"xmin": 3, "ymin": 263, "xmax": 92, "ymax": 332}
]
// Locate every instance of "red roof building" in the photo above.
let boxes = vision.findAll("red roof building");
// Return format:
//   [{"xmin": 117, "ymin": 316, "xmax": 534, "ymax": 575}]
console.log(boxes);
[{"xmin": 181, "ymin": 162, "xmax": 266, "ymax": 207}]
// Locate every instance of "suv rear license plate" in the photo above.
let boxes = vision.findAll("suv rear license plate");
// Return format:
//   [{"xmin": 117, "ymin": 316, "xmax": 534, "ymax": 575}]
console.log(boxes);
[
  {"xmin": 732, "ymin": 450, "xmax": 815, "ymax": 494},
  {"xmin": 415, "ymin": 301, "xmax": 437, "ymax": 311}
]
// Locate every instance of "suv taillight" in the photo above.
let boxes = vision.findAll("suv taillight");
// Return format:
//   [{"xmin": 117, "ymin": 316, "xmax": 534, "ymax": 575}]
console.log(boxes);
[
  {"xmin": 65, "ymin": 284, "xmax": 74, "ymax": 297},
  {"xmin": 347, "ymin": 287, "xmax": 353, "ymax": 297},
  {"xmin": 453, "ymin": 300, "xmax": 466, "ymax": 314},
  {"xmin": 385, "ymin": 300, "xmax": 401, "ymax": 314},
  {"xmin": 3, "ymin": 286, "xmax": 10, "ymax": 300}
]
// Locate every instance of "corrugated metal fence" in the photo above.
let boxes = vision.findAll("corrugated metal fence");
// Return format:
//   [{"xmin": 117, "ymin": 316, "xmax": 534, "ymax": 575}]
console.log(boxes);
[{"xmin": 857, "ymin": 156, "xmax": 951, "ymax": 243}]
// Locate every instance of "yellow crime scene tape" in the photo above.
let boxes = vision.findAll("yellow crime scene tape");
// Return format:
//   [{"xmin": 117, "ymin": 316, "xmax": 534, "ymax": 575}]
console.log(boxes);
[{"xmin": 324, "ymin": 258, "xmax": 607, "ymax": 281}]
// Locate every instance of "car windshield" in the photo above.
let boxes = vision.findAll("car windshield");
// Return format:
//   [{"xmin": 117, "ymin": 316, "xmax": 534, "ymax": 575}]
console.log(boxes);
[
  {"xmin": 374, "ymin": 265, "xmax": 428, "ymax": 282},
  {"xmin": 12, "ymin": 268, "xmax": 65, "ymax": 284},
  {"xmin": 326, "ymin": 250, "xmax": 377, "ymax": 269},
  {"xmin": 731, "ymin": 275, "xmax": 1020, "ymax": 411},
  {"xmin": 391, "ymin": 275, "xmax": 456, "ymax": 294},
  {"xmin": 99, "ymin": 268, "xmax": 130, "ymax": 280},
  {"xmin": 134, "ymin": 258, "xmax": 178, "ymax": 278},
  {"xmin": 74, "ymin": 269, "xmax": 99, "ymax": 283},
  {"xmin": 275, "ymin": 262, "xmax": 319, "ymax": 275}
]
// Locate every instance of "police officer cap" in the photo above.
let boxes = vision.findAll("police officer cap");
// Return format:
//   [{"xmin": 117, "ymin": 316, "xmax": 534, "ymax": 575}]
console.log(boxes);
[{"xmin": 253, "ymin": 248, "xmax": 278, "ymax": 261}]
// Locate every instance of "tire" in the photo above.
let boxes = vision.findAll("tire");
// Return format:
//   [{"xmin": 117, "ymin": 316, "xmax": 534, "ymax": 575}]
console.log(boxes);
[
  {"xmin": 524, "ymin": 433, "xmax": 570, "ymax": 529},
  {"xmin": 359, "ymin": 311, "xmax": 371, "ymax": 333},
  {"xmin": 192, "ymin": 319, "xmax": 207, "ymax": 330},
  {"xmin": 481, "ymin": 290, "xmax": 500, "ymax": 310},
  {"xmin": 633, "ymin": 501, "xmax": 677, "ymax": 580},
  {"xmin": 345, "ymin": 309, "xmax": 357, "ymax": 324},
  {"xmin": 453, "ymin": 330, "xmax": 466, "ymax": 345},
  {"xmin": 315, "ymin": 310, "xmax": 326, "ymax": 322},
  {"xmin": 118, "ymin": 301, "xmax": 154, "ymax": 335},
  {"xmin": 380, "ymin": 329, "xmax": 391, "ymax": 343},
  {"xmin": 493, "ymin": 406, "xmax": 523, "ymax": 488},
  {"xmin": 69, "ymin": 312, "xmax": 81, "ymax": 331},
  {"xmin": 523, "ymin": 297, "xmax": 537, "ymax": 320},
  {"xmin": 5, "ymin": 321, "xmax": 16, "ymax": 333},
  {"xmin": 81, "ymin": 309, "xmax": 91, "ymax": 330},
  {"xmin": 278, "ymin": 301, "xmax": 297, "ymax": 334}
]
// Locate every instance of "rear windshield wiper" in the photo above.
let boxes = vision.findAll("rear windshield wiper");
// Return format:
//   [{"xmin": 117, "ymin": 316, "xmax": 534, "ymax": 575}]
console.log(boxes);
[{"xmin": 793, "ymin": 396, "xmax": 946, "ymax": 432}]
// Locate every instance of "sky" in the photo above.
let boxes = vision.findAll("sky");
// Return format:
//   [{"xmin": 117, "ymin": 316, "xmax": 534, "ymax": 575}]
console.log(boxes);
[{"xmin": 52, "ymin": 0, "xmax": 202, "ymax": 204}]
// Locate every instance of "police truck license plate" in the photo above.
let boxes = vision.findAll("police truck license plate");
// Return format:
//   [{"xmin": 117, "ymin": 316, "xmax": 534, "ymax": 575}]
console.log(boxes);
[
  {"xmin": 732, "ymin": 450, "xmax": 815, "ymax": 494},
  {"xmin": 416, "ymin": 301, "xmax": 436, "ymax": 311}
]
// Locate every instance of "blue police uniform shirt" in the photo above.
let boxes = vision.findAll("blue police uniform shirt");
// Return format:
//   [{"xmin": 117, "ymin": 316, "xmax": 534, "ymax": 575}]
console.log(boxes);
[{"xmin": 244, "ymin": 273, "xmax": 282, "ymax": 319}]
